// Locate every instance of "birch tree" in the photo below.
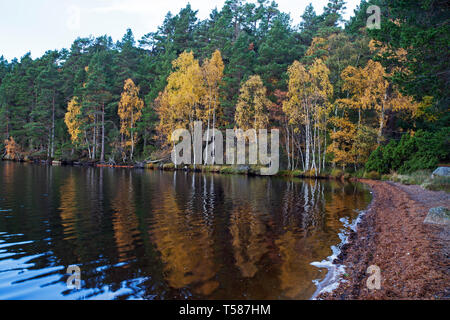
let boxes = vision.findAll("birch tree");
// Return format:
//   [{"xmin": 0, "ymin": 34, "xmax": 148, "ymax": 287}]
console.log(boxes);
[{"xmin": 118, "ymin": 78, "xmax": 144, "ymax": 160}]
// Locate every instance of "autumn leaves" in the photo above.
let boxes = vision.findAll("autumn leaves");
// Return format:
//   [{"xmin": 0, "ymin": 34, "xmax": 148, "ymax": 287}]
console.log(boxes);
[
  {"xmin": 64, "ymin": 78, "xmax": 144, "ymax": 162},
  {"xmin": 62, "ymin": 45, "xmax": 417, "ymax": 172},
  {"xmin": 283, "ymin": 59, "xmax": 332, "ymax": 174},
  {"xmin": 118, "ymin": 79, "xmax": 144, "ymax": 160},
  {"xmin": 155, "ymin": 50, "xmax": 224, "ymax": 152}
]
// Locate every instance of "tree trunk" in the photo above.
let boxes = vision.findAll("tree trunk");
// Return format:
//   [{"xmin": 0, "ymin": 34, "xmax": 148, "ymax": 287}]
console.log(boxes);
[
  {"xmin": 131, "ymin": 109, "xmax": 134, "ymax": 160},
  {"xmin": 100, "ymin": 103, "xmax": 105, "ymax": 163},
  {"xmin": 204, "ymin": 91, "xmax": 211, "ymax": 165},
  {"xmin": 51, "ymin": 95, "xmax": 55, "ymax": 158}
]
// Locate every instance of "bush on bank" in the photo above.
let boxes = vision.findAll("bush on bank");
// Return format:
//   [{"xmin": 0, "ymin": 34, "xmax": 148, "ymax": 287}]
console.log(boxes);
[{"xmin": 365, "ymin": 128, "xmax": 450, "ymax": 175}]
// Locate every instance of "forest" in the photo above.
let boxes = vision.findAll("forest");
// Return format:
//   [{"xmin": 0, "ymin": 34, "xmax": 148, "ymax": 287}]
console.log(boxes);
[{"xmin": 0, "ymin": 0, "xmax": 448, "ymax": 177}]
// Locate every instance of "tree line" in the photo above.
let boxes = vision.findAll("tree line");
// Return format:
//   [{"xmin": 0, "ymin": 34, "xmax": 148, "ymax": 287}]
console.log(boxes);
[{"xmin": 0, "ymin": 0, "xmax": 448, "ymax": 173}]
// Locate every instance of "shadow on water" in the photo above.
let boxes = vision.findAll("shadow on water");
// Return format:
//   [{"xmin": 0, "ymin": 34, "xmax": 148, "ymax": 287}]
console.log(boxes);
[{"xmin": 0, "ymin": 161, "xmax": 371, "ymax": 299}]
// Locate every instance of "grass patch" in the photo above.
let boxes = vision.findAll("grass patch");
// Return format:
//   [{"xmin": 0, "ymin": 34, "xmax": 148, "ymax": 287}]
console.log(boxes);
[
  {"xmin": 202, "ymin": 165, "xmax": 222, "ymax": 173},
  {"xmin": 387, "ymin": 170, "xmax": 449, "ymax": 192},
  {"xmin": 219, "ymin": 166, "xmax": 236, "ymax": 174},
  {"xmin": 364, "ymin": 171, "xmax": 381, "ymax": 180}
]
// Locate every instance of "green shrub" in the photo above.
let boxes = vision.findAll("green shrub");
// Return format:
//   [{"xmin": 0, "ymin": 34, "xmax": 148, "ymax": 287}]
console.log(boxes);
[
  {"xmin": 365, "ymin": 128, "xmax": 450, "ymax": 174},
  {"xmin": 354, "ymin": 169, "xmax": 366, "ymax": 179},
  {"xmin": 365, "ymin": 171, "xmax": 381, "ymax": 180},
  {"xmin": 331, "ymin": 168, "xmax": 344, "ymax": 178},
  {"xmin": 292, "ymin": 170, "xmax": 304, "ymax": 177}
]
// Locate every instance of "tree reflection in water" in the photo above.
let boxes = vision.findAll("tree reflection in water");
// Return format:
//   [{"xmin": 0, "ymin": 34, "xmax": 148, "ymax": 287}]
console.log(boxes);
[{"xmin": 0, "ymin": 162, "xmax": 370, "ymax": 299}]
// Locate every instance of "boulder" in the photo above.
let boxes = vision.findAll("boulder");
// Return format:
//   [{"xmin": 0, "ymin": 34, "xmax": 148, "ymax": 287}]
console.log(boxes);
[
  {"xmin": 424, "ymin": 207, "xmax": 450, "ymax": 226},
  {"xmin": 431, "ymin": 167, "xmax": 450, "ymax": 178}
]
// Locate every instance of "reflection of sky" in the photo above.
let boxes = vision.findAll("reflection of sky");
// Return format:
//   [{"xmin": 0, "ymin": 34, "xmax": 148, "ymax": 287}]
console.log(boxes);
[
  {"xmin": 0, "ymin": 232, "xmax": 149, "ymax": 300},
  {"xmin": 0, "ymin": 0, "xmax": 361, "ymax": 61},
  {"xmin": 0, "ymin": 241, "xmax": 148, "ymax": 299}
]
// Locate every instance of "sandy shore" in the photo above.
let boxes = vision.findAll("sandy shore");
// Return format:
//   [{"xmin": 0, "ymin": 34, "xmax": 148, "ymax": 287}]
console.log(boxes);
[{"xmin": 318, "ymin": 179, "xmax": 449, "ymax": 300}]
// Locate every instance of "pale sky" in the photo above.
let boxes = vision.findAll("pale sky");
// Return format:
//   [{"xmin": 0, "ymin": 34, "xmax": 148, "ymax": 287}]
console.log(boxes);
[{"xmin": 0, "ymin": 0, "xmax": 361, "ymax": 61}]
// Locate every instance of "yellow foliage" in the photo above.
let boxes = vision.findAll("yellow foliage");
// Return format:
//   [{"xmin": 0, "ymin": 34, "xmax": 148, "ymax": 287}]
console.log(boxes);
[
  {"xmin": 306, "ymin": 37, "xmax": 329, "ymax": 60},
  {"xmin": 4, "ymin": 137, "xmax": 21, "ymax": 160},
  {"xmin": 64, "ymin": 97, "xmax": 83, "ymax": 144},
  {"xmin": 283, "ymin": 61, "xmax": 311, "ymax": 125},
  {"xmin": 339, "ymin": 59, "xmax": 417, "ymax": 142},
  {"xmin": 283, "ymin": 59, "xmax": 332, "ymax": 126},
  {"xmin": 201, "ymin": 49, "xmax": 224, "ymax": 125},
  {"xmin": 156, "ymin": 51, "xmax": 207, "ymax": 145},
  {"xmin": 327, "ymin": 116, "xmax": 357, "ymax": 169},
  {"xmin": 167, "ymin": 51, "xmax": 205, "ymax": 120},
  {"xmin": 235, "ymin": 75, "xmax": 270, "ymax": 130},
  {"xmin": 118, "ymin": 78, "xmax": 144, "ymax": 157},
  {"xmin": 413, "ymin": 96, "xmax": 437, "ymax": 122}
]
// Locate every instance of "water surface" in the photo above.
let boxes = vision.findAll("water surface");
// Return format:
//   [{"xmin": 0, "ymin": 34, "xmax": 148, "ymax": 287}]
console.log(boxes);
[{"xmin": 0, "ymin": 161, "xmax": 370, "ymax": 299}]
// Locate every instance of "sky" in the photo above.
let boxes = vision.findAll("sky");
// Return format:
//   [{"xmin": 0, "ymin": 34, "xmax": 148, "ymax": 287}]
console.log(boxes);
[{"xmin": 0, "ymin": 0, "xmax": 361, "ymax": 61}]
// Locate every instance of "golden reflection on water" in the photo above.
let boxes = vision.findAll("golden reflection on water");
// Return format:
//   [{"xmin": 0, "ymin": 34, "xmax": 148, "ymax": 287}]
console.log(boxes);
[
  {"xmin": 0, "ymin": 163, "xmax": 371, "ymax": 300},
  {"xmin": 230, "ymin": 204, "xmax": 269, "ymax": 278},
  {"xmin": 58, "ymin": 174, "xmax": 77, "ymax": 240},
  {"xmin": 111, "ymin": 171, "xmax": 140, "ymax": 265},
  {"xmin": 150, "ymin": 174, "xmax": 219, "ymax": 296}
]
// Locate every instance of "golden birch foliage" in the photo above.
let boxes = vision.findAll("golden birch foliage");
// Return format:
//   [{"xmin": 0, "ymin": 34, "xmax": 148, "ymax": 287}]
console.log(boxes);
[
  {"xmin": 283, "ymin": 61, "xmax": 311, "ymax": 127},
  {"xmin": 339, "ymin": 60, "xmax": 416, "ymax": 122},
  {"xmin": 386, "ymin": 90, "xmax": 419, "ymax": 113},
  {"xmin": 65, "ymin": 97, "xmax": 83, "ymax": 144},
  {"xmin": 309, "ymin": 59, "xmax": 333, "ymax": 134},
  {"xmin": 201, "ymin": 50, "xmax": 224, "ymax": 124},
  {"xmin": 413, "ymin": 96, "xmax": 436, "ymax": 122},
  {"xmin": 309, "ymin": 59, "xmax": 333, "ymax": 106},
  {"xmin": 4, "ymin": 137, "xmax": 21, "ymax": 160},
  {"xmin": 327, "ymin": 116, "xmax": 357, "ymax": 169},
  {"xmin": 167, "ymin": 51, "xmax": 205, "ymax": 122},
  {"xmin": 364, "ymin": 60, "xmax": 389, "ymax": 111},
  {"xmin": 283, "ymin": 59, "xmax": 332, "ymax": 127},
  {"xmin": 155, "ymin": 89, "xmax": 188, "ymax": 146},
  {"xmin": 156, "ymin": 51, "xmax": 206, "ymax": 144},
  {"xmin": 340, "ymin": 60, "xmax": 387, "ymax": 112},
  {"xmin": 118, "ymin": 78, "xmax": 144, "ymax": 145},
  {"xmin": 306, "ymin": 37, "xmax": 329, "ymax": 61},
  {"xmin": 235, "ymin": 75, "xmax": 270, "ymax": 130}
]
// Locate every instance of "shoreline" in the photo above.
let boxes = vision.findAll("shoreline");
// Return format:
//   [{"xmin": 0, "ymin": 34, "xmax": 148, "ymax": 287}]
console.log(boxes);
[
  {"xmin": 316, "ymin": 179, "xmax": 450, "ymax": 300},
  {"xmin": 0, "ymin": 159, "xmax": 350, "ymax": 180},
  {"xmin": 310, "ymin": 199, "xmax": 371, "ymax": 299},
  {"xmin": 4, "ymin": 159, "xmax": 447, "ymax": 299}
]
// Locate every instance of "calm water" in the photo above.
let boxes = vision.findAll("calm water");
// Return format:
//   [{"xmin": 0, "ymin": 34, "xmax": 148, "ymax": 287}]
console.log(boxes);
[{"xmin": 0, "ymin": 161, "xmax": 371, "ymax": 300}]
